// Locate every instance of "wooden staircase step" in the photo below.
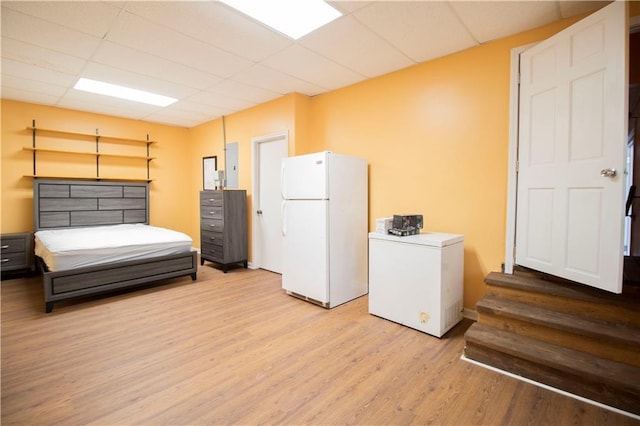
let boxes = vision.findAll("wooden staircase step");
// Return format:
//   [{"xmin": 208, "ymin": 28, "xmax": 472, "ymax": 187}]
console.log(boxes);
[
  {"xmin": 464, "ymin": 323, "xmax": 640, "ymax": 415},
  {"xmin": 477, "ymin": 295, "xmax": 640, "ymax": 367},
  {"xmin": 477, "ymin": 295, "xmax": 640, "ymax": 347},
  {"xmin": 485, "ymin": 271, "xmax": 640, "ymax": 327}
]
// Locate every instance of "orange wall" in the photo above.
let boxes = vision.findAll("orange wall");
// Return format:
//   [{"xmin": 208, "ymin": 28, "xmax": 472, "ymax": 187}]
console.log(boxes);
[
  {"xmin": 1, "ymin": 12, "xmax": 592, "ymax": 311},
  {"xmin": 308, "ymin": 17, "xmax": 586, "ymax": 308},
  {"xmin": 1, "ymin": 100, "xmax": 193, "ymax": 237},
  {"xmin": 187, "ymin": 93, "xmax": 303, "ymax": 253}
]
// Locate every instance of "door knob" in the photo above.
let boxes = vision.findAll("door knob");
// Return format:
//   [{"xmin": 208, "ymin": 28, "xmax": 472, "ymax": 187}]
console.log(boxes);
[
  {"xmin": 257, "ymin": 210, "xmax": 263, "ymax": 215},
  {"xmin": 600, "ymin": 168, "xmax": 617, "ymax": 178}
]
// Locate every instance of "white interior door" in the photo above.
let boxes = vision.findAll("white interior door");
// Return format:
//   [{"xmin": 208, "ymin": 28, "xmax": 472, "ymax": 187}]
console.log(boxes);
[
  {"xmin": 515, "ymin": 1, "xmax": 628, "ymax": 293},
  {"xmin": 252, "ymin": 131, "xmax": 288, "ymax": 273}
]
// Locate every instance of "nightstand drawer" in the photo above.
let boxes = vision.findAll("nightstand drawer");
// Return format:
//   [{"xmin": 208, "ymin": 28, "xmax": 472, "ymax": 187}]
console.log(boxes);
[
  {"xmin": 1, "ymin": 252, "xmax": 28, "ymax": 268},
  {"xmin": 1, "ymin": 238, "xmax": 26, "ymax": 254}
]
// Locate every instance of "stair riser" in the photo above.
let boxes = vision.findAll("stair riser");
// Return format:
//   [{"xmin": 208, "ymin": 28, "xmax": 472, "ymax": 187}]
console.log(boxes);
[
  {"xmin": 465, "ymin": 342, "xmax": 640, "ymax": 415},
  {"xmin": 477, "ymin": 312, "xmax": 640, "ymax": 367},
  {"xmin": 486, "ymin": 285, "xmax": 640, "ymax": 328}
]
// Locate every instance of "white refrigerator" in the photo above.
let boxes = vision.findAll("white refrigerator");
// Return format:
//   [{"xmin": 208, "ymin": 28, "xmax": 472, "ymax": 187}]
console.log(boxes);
[{"xmin": 281, "ymin": 151, "xmax": 368, "ymax": 308}]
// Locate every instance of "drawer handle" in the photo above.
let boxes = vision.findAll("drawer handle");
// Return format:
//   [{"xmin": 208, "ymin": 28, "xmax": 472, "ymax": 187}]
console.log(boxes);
[
  {"xmin": 210, "ymin": 237, "xmax": 216, "ymax": 240},
  {"xmin": 1, "ymin": 259, "xmax": 9, "ymax": 263},
  {"xmin": 209, "ymin": 199, "xmax": 214, "ymax": 202},
  {"xmin": 209, "ymin": 224, "xmax": 215, "ymax": 227},
  {"xmin": 1, "ymin": 245, "xmax": 9, "ymax": 249},
  {"xmin": 210, "ymin": 211, "xmax": 216, "ymax": 214}
]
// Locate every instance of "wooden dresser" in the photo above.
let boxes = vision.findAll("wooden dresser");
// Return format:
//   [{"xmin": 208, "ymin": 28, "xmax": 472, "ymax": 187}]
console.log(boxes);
[{"xmin": 199, "ymin": 190, "xmax": 248, "ymax": 272}]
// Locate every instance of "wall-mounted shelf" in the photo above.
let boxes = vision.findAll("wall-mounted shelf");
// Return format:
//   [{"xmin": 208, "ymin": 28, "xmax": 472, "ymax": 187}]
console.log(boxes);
[
  {"xmin": 26, "ymin": 126, "xmax": 157, "ymax": 145},
  {"xmin": 24, "ymin": 175, "xmax": 153, "ymax": 183},
  {"xmin": 22, "ymin": 147, "xmax": 155, "ymax": 160},
  {"xmin": 25, "ymin": 120, "xmax": 156, "ymax": 182}
]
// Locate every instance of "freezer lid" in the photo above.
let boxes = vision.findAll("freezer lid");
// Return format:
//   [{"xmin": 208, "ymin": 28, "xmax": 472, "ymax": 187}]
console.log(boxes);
[
  {"xmin": 368, "ymin": 232, "xmax": 464, "ymax": 247},
  {"xmin": 281, "ymin": 151, "xmax": 329, "ymax": 200}
]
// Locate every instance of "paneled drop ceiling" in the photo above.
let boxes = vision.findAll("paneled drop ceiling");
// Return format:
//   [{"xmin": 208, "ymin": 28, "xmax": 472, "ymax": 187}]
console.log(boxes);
[{"xmin": 1, "ymin": 1, "xmax": 610, "ymax": 128}]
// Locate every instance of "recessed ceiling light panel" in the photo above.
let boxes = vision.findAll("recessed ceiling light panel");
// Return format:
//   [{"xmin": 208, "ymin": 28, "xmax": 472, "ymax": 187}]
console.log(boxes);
[
  {"xmin": 221, "ymin": 0, "xmax": 342, "ymax": 40},
  {"xmin": 73, "ymin": 78, "xmax": 178, "ymax": 107}
]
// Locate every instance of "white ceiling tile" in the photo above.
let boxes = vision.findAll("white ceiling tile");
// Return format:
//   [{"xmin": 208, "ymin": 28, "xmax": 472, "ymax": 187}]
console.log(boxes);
[
  {"xmin": 92, "ymin": 41, "xmax": 222, "ymax": 90},
  {"xmin": 327, "ymin": 1, "xmax": 373, "ymax": 15},
  {"xmin": 1, "ymin": 74, "xmax": 67, "ymax": 97},
  {"xmin": 233, "ymin": 64, "xmax": 326, "ymax": 96},
  {"xmin": 261, "ymin": 44, "xmax": 365, "ymax": 91},
  {"xmin": 1, "ymin": 7, "xmax": 102, "ymax": 58},
  {"xmin": 558, "ymin": 1, "xmax": 611, "ymax": 19},
  {"xmin": 2, "ymin": 1, "xmax": 122, "ymax": 37},
  {"xmin": 105, "ymin": 10, "xmax": 253, "ymax": 78},
  {"xmin": 80, "ymin": 62, "xmax": 199, "ymax": 99},
  {"xmin": 0, "ymin": 86, "xmax": 61, "ymax": 105},
  {"xmin": 206, "ymin": 79, "xmax": 280, "ymax": 104},
  {"xmin": 124, "ymin": 1, "xmax": 292, "ymax": 62},
  {"xmin": 300, "ymin": 15, "xmax": 414, "ymax": 78},
  {"xmin": 451, "ymin": 1, "xmax": 560, "ymax": 44},
  {"xmin": 186, "ymin": 90, "xmax": 257, "ymax": 111},
  {"xmin": 1, "ymin": 58, "xmax": 76, "ymax": 87},
  {"xmin": 0, "ymin": 0, "xmax": 606, "ymax": 128},
  {"xmin": 354, "ymin": 2, "xmax": 478, "ymax": 63},
  {"xmin": 58, "ymin": 90, "xmax": 162, "ymax": 118},
  {"xmin": 2, "ymin": 38, "xmax": 87, "ymax": 75},
  {"xmin": 143, "ymin": 104, "xmax": 220, "ymax": 128}
]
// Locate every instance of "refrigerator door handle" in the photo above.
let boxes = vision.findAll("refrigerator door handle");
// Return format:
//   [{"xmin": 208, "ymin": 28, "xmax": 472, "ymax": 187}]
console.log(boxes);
[{"xmin": 281, "ymin": 200, "xmax": 287, "ymax": 236}]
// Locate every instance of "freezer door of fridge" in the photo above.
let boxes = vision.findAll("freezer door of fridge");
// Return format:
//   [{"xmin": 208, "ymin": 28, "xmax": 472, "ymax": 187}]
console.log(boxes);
[
  {"xmin": 281, "ymin": 152, "xmax": 328, "ymax": 200},
  {"xmin": 282, "ymin": 199, "xmax": 329, "ymax": 304}
]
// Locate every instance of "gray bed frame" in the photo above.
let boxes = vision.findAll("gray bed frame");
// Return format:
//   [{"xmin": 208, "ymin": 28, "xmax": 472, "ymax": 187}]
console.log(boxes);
[{"xmin": 34, "ymin": 179, "xmax": 197, "ymax": 313}]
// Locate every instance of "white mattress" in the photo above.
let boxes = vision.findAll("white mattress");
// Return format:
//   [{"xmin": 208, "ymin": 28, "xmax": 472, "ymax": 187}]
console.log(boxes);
[{"xmin": 35, "ymin": 224, "xmax": 193, "ymax": 271}]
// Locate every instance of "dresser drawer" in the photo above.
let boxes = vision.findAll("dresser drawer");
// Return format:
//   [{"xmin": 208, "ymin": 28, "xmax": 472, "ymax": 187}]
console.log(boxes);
[
  {"xmin": 201, "ymin": 230, "xmax": 223, "ymax": 247},
  {"xmin": 200, "ymin": 191, "xmax": 223, "ymax": 207},
  {"xmin": 201, "ymin": 241, "xmax": 223, "ymax": 260},
  {"xmin": 1, "ymin": 237, "xmax": 26, "ymax": 254},
  {"xmin": 200, "ymin": 206, "xmax": 223, "ymax": 220},
  {"xmin": 201, "ymin": 218, "xmax": 224, "ymax": 232}
]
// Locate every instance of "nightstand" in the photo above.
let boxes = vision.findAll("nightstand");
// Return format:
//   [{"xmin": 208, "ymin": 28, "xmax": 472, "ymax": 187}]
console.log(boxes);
[{"xmin": 1, "ymin": 233, "xmax": 33, "ymax": 276}]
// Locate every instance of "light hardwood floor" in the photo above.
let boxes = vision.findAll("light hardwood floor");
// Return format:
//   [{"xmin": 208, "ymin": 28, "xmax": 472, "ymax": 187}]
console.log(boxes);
[{"xmin": 1, "ymin": 263, "xmax": 637, "ymax": 425}]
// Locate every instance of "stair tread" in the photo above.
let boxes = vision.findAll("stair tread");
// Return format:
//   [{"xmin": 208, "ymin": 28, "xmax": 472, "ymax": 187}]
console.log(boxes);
[
  {"xmin": 477, "ymin": 295, "xmax": 640, "ymax": 345},
  {"xmin": 465, "ymin": 323, "xmax": 640, "ymax": 392},
  {"xmin": 485, "ymin": 271, "xmax": 640, "ymax": 310}
]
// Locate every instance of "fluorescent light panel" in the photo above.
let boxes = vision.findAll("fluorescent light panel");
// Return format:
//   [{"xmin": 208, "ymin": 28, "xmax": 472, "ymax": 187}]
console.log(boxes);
[
  {"xmin": 73, "ymin": 78, "xmax": 177, "ymax": 107},
  {"xmin": 221, "ymin": 0, "xmax": 341, "ymax": 40}
]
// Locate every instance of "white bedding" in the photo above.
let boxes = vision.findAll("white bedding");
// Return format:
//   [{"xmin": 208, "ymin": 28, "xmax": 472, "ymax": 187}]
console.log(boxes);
[{"xmin": 35, "ymin": 224, "xmax": 193, "ymax": 271}]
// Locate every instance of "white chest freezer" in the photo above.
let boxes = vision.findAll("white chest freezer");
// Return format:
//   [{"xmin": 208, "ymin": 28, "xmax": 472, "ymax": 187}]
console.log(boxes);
[{"xmin": 368, "ymin": 232, "xmax": 464, "ymax": 337}]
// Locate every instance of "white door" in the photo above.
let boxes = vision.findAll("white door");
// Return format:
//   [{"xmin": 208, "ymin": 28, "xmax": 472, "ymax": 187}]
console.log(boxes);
[
  {"xmin": 281, "ymin": 199, "xmax": 329, "ymax": 303},
  {"xmin": 252, "ymin": 131, "xmax": 288, "ymax": 273},
  {"xmin": 515, "ymin": 1, "xmax": 627, "ymax": 293}
]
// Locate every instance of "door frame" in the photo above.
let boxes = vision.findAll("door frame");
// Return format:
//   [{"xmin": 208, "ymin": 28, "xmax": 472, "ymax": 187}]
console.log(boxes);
[
  {"xmin": 504, "ymin": 43, "xmax": 536, "ymax": 274},
  {"xmin": 505, "ymin": 14, "xmax": 640, "ymax": 275},
  {"xmin": 251, "ymin": 130, "xmax": 289, "ymax": 270}
]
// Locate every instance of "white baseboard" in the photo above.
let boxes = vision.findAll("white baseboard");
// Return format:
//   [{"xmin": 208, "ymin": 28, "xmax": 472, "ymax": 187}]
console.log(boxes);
[{"xmin": 460, "ymin": 355, "xmax": 640, "ymax": 420}]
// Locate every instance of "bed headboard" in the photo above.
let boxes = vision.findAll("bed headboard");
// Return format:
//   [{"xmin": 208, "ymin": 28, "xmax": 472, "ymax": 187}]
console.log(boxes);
[{"xmin": 34, "ymin": 180, "xmax": 149, "ymax": 231}]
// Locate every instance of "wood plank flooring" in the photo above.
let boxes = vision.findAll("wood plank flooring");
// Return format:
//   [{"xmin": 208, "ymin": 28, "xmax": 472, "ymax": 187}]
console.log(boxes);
[{"xmin": 2, "ymin": 264, "xmax": 638, "ymax": 425}]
